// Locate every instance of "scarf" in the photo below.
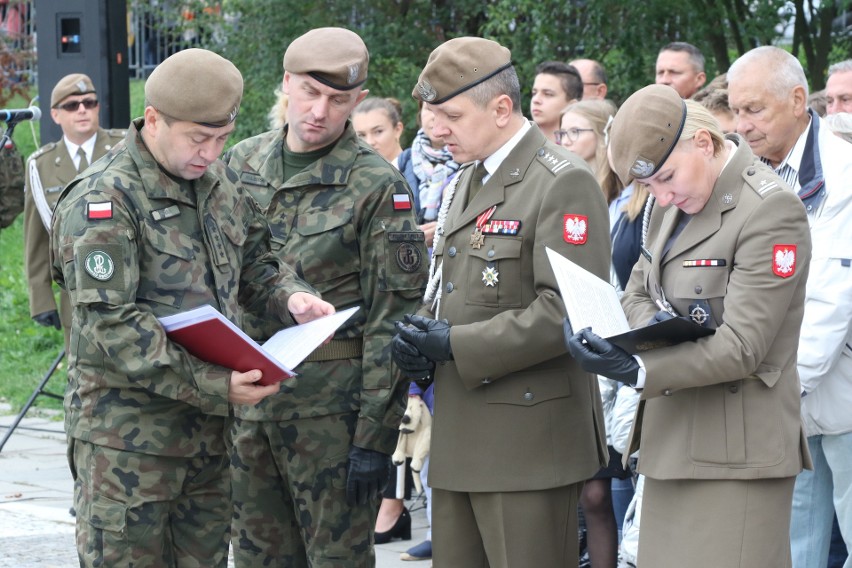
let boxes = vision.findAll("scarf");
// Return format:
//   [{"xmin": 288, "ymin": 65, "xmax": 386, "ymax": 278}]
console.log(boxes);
[{"xmin": 410, "ymin": 129, "xmax": 459, "ymax": 221}]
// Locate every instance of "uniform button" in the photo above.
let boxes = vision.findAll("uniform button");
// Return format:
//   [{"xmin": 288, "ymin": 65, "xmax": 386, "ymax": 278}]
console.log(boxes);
[
  {"xmin": 537, "ymin": 149, "xmax": 545, "ymax": 156},
  {"xmin": 728, "ymin": 384, "xmax": 739, "ymax": 393},
  {"xmin": 523, "ymin": 391, "xmax": 534, "ymax": 401},
  {"xmin": 487, "ymin": 250, "xmax": 495, "ymax": 258},
  {"xmin": 482, "ymin": 377, "xmax": 491, "ymax": 384},
  {"xmin": 663, "ymin": 389, "xmax": 673, "ymax": 396},
  {"xmin": 695, "ymin": 285, "xmax": 703, "ymax": 294},
  {"xmin": 446, "ymin": 282, "xmax": 454, "ymax": 293},
  {"xmin": 747, "ymin": 168, "xmax": 755, "ymax": 176},
  {"xmin": 448, "ymin": 246, "xmax": 457, "ymax": 257}
]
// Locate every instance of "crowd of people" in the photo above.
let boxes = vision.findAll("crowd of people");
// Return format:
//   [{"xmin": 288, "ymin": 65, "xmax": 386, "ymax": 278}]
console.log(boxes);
[{"xmin": 0, "ymin": 24, "xmax": 850, "ymax": 568}]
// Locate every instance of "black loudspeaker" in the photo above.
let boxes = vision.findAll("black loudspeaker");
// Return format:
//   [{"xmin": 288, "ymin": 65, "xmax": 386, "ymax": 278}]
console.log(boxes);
[{"xmin": 35, "ymin": 0, "xmax": 130, "ymax": 144}]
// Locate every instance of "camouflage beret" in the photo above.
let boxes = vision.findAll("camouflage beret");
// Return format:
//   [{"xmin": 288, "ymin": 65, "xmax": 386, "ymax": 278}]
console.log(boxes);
[
  {"xmin": 51, "ymin": 74, "xmax": 96, "ymax": 108},
  {"xmin": 412, "ymin": 37, "xmax": 512, "ymax": 105},
  {"xmin": 609, "ymin": 84, "xmax": 686, "ymax": 186},
  {"xmin": 145, "ymin": 48, "xmax": 243, "ymax": 127},
  {"xmin": 283, "ymin": 28, "xmax": 369, "ymax": 91}
]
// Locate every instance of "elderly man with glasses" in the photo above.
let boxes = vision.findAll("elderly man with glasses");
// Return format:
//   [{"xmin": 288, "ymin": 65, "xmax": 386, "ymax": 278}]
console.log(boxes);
[{"xmin": 23, "ymin": 73, "xmax": 126, "ymax": 348}]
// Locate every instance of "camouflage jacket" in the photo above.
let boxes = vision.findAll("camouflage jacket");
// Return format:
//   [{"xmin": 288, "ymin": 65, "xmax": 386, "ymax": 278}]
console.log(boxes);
[
  {"xmin": 225, "ymin": 123, "xmax": 427, "ymax": 454},
  {"xmin": 0, "ymin": 141, "xmax": 24, "ymax": 229},
  {"xmin": 50, "ymin": 119, "xmax": 314, "ymax": 458}
]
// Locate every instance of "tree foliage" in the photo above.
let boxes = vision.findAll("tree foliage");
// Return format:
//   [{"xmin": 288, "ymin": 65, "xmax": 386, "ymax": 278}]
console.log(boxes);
[{"xmin": 191, "ymin": 0, "xmax": 851, "ymax": 142}]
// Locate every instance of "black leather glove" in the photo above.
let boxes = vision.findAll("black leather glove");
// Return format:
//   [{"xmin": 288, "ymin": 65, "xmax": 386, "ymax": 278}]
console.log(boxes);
[
  {"xmin": 346, "ymin": 446, "xmax": 392, "ymax": 506},
  {"xmin": 33, "ymin": 310, "xmax": 61, "ymax": 330},
  {"xmin": 392, "ymin": 332, "xmax": 435, "ymax": 380},
  {"xmin": 648, "ymin": 310, "xmax": 675, "ymax": 326},
  {"xmin": 396, "ymin": 314, "xmax": 453, "ymax": 362},
  {"xmin": 564, "ymin": 321, "xmax": 639, "ymax": 385}
]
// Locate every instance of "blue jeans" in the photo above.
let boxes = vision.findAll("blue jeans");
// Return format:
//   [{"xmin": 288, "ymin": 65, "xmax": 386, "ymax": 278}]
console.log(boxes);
[{"xmin": 790, "ymin": 433, "xmax": 852, "ymax": 568}]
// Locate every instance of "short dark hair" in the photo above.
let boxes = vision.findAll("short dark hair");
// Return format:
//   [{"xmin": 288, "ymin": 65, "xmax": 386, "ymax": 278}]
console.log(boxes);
[
  {"xmin": 659, "ymin": 42, "xmax": 705, "ymax": 73},
  {"xmin": 534, "ymin": 61, "xmax": 583, "ymax": 101}
]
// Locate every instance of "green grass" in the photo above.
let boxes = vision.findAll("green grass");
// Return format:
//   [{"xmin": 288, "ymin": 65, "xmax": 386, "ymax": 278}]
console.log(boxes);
[{"xmin": 0, "ymin": 80, "xmax": 147, "ymax": 414}]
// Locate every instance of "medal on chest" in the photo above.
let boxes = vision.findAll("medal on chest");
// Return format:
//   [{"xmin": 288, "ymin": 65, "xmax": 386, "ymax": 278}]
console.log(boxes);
[{"xmin": 471, "ymin": 205, "xmax": 497, "ymax": 250}]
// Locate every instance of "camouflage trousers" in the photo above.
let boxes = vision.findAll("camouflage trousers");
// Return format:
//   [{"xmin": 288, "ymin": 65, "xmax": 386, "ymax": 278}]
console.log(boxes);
[
  {"xmin": 230, "ymin": 412, "xmax": 378, "ymax": 568},
  {"xmin": 70, "ymin": 438, "xmax": 231, "ymax": 568}
]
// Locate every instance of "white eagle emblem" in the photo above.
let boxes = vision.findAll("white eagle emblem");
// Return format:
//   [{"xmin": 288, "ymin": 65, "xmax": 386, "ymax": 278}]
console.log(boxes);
[
  {"xmin": 630, "ymin": 158, "xmax": 655, "ymax": 178},
  {"xmin": 563, "ymin": 214, "xmax": 588, "ymax": 245},
  {"xmin": 773, "ymin": 245, "xmax": 796, "ymax": 278}
]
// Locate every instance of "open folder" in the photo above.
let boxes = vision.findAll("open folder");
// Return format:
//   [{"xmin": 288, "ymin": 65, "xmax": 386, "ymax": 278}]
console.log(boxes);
[
  {"xmin": 545, "ymin": 247, "xmax": 713, "ymax": 354},
  {"xmin": 158, "ymin": 305, "xmax": 360, "ymax": 385}
]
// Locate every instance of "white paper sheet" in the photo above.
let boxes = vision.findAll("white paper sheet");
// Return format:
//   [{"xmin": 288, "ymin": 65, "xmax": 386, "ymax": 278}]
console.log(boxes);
[
  {"xmin": 545, "ymin": 246, "xmax": 630, "ymax": 338},
  {"xmin": 262, "ymin": 306, "xmax": 360, "ymax": 369}
]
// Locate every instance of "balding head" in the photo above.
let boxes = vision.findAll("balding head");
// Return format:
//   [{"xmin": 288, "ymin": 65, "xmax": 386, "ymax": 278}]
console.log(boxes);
[{"xmin": 569, "ymin": 58, "xmax": 608, "ymax": 100}]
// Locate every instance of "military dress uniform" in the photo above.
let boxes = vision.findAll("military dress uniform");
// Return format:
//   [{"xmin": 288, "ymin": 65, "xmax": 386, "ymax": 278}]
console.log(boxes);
[
  {"xmin": 620, "ymin": 135, "xmax": 812, "ymax": 568},
  {"xmin": 225, "ymin": 123, "xmax": 427, "ymax": 566},
  {"xmin": 50, "ymin": 49, "xmax": 316, "ymax": 568},
  {"xmin": 24, "ymin": 128, "xmax": 124, "ymax": 346}
]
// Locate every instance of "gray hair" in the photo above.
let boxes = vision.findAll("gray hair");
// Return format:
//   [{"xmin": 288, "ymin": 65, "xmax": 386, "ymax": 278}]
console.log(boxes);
[
  {"xmin": 728, "ymin": 46, "xmax": 809, "ymax": 99},
  {"xmin": 660, "ymin": 42, "xmax": 705, "ymax": 73},
  {"xmin": 465, "ymin": 66, "xmax": 523, "ymax": 114},
  {"xmin": 828, "ymin": 59, "xmax": 852, "ymax": 77}
]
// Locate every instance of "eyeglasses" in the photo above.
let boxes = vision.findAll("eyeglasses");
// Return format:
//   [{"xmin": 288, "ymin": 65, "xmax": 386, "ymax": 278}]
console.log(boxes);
[
  {"xmin": 583, "ymin": 82, "xmax": 603, "ymax": 87},
  {"xmin": 55, "ymin": 98, "xmax": 99, "ymax": 112},
  {"xmin": 554, "ymin": 128, "xmax": 594, "ymax": 144}
]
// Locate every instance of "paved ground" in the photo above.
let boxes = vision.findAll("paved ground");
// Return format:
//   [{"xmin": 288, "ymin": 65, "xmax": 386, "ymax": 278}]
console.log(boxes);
[{"xmin": 0, "ymin": 411, "xmax": 429, "ymax": 567}]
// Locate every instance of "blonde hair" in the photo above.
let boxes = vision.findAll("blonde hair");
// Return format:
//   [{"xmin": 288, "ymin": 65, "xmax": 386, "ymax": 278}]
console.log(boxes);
[
  {"xmin": 562, "ymin": 99, "xmax": 622, "ymax": 204},
  {"xmin": 679, "ymin": 99, "xmax": 726, "ymax": 156},
  {"xmin": 623, "ymin": 183, "xmax": 651, "ymax": 222},
  {"xmin": 268, "ymin": 86, "xmax": 289, "ymax": 129}
]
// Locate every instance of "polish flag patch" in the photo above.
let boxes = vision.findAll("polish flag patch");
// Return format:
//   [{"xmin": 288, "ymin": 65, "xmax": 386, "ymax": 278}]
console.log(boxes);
[
  {"xmin": 87, "ymin": 202, "xmax": 113, "ymax": 220},
  {"xmin": 563, "ymin": 214, "xmax": 588, "ymax": 245},
  {"xmin": 392, "ymin": 194, "xmax": 412, "ymax": 211},
  {"xmin": 772, "ymin": 244, "xmax": 796, "ymax": 278}
]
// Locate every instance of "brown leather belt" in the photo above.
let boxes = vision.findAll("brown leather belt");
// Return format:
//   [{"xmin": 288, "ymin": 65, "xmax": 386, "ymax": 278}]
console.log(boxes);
[{"xmin": 304, "ymin": 338, "xmax": 363, "ymax": 362}]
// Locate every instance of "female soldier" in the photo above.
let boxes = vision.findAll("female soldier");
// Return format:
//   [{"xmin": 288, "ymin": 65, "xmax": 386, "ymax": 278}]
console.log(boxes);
[{"xmin": 565, "ymin": 84, "xmax": 812, "ymax": 568}]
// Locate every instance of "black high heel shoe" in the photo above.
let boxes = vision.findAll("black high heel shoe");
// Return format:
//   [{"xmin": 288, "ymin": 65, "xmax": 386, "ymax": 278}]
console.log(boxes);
[{"xmin": 374, "ymin": 507, "xmax": 412, "ymax": 544}]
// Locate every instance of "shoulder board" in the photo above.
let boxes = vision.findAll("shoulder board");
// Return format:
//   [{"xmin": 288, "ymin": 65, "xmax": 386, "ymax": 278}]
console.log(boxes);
[
  {"xmin": 29, "ymin": 142, "xmax": 59, "ymax": 161},
  {"xmin": 106, "ymin": 128, "xmax": 127, "ymax": 138},
  {"xmin": 534, "ymin": 147, "xmax": 575, "ymax": 175},
  {"xmin": 741, "ymin": 162, "xmax": 785, "ymax": 199}
]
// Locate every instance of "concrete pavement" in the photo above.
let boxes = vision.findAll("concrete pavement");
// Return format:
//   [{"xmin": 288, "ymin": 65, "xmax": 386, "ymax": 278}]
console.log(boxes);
[{"xmin": 0, "ymin": 410, "xmax": 429, "ymax": 567}]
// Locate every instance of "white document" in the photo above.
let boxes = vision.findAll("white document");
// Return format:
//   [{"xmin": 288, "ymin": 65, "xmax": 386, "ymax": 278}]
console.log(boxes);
[
  {"xmin": 545, "ymin": 246, "xmax": 629, "ymax": 338},
  {"xmin": 262, "ymin": 306, "xmax": 360, "ymax": 370}
]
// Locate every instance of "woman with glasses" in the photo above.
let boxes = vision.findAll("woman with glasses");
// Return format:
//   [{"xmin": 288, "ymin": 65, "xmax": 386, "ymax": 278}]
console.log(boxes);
[{"xmin": 559, "ymin": 99, "xmax": 644, "ymax": 568}]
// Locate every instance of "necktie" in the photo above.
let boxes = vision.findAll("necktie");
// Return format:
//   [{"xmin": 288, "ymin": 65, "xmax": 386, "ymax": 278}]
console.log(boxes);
[
  {"xmin": 77, "ymin": 147, "xmax": 89, "ymax": 173},
  {"xmin": 465, "ymin": 162, "xmax": 487, "ymax": 207}
]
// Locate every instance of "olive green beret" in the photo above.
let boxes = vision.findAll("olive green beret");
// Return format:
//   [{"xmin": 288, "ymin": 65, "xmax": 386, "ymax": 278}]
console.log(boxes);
[
  {"xmin": 283, "ymin": 27, "xmax": 369, "ymax": 91},
  {"xmin": 412, "ymin": 37, "xmax": 513, "ymax": 104},
  {"xmin": 51, "ymin": 74, "xmax": 96, "ymax": 108},
  {"xmin": 609, "ymin": 84, "xmax": 686, "ymax": 186},
  {"xmin": 145, "ymin": 48, "xmax": 243, "ymax": 127}
]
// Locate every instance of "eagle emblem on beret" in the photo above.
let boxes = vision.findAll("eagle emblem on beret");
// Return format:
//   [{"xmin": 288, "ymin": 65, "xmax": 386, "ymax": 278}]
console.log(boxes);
[
  {"xmin": 75, "ymin": 80, "xmax": 88, "ymax": 92},
  {"xmin": 347, "ymin": 64, "xmax": 360, "ymax": 85},
  {"xmin": 417, "ymin": 80, "xmax": 437, "ymax": 102},
  {"xmin": 630, "ymin": 158, "xmax": 655, "ymax": 178}
]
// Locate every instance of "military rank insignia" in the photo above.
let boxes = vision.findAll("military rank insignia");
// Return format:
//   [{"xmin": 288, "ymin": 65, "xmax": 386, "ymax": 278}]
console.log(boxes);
[
  {"xmin": 773, "ymin": 244, "xmax": 796, "ymax": 278},
  {"xmin": 563, "ymin": 214, "xmax": 588, "ymax": 245},
  {"xmin": 87, "ymin": 201, "xmax": 113, "ymax": 220}
]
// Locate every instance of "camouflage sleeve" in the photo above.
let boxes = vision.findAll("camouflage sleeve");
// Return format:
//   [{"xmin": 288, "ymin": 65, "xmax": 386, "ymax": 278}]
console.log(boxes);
[
  {"xmin": 354, "ymin": 175, "xmax": 428, "ymax": 454},
  {"xmin": 0, "ymin": 143, "xmax": 24, "ymax": 229},
  {"xmin": 235, "ymin": 176, "xmax": 318, "ymax": 332},
  {"xmin": 50, "ymin": 185, "xmax": 231, "ymax": 415}
]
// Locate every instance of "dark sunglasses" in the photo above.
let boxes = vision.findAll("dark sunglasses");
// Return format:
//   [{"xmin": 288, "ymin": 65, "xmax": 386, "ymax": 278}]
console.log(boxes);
[{"xmin": 55, "ymin": 98, "xmax": 99, "ymax": 112}]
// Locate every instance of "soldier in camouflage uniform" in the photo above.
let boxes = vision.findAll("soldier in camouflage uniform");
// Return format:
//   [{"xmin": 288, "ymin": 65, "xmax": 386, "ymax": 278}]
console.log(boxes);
[
  {"xmin": 0, "ymin": 137, "xmax": 24, "ymax": 232},
  {"xmin": 49, "ymin": 49, "xmax": 334, "ymax": 568},
  {"xmin": 24, "ymin": 74, "xmax": 125, "ymax": 347},
  {"xmin": 224, "ymin": 27, "xmax": 428, "ymax": 567}
]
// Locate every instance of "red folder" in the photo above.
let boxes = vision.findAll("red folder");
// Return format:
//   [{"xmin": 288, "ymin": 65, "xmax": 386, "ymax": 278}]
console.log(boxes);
[{"xmin": 159, "ymin": 305, "xmax": 294, "ymax": 386}]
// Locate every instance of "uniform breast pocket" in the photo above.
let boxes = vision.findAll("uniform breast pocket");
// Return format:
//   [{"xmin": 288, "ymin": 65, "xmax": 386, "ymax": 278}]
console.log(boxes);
[
  {"xmin": 672, "ymin": 267, "xmax": 728, "ymax": 327},
  {"xmin": 466, "ymin": 237, "xmax": 523, "ymax": 308},
  {"xmin": 293, "ymin": 208, "xmax": 359, "ymax": 285},
  {"xmin": 137, "ymin": 222, "xmax": 196, "ymax": 308}
]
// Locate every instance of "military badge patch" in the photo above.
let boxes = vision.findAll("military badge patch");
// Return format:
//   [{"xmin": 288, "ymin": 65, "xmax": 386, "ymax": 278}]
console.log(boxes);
[
  {"xmin": 395, "ymin": 243, "xmax": 422, "ymax": 273},
  {"xmin": 773, "ymin": 244, "xmax": 796, "ymax": 278},
  {"xmin": 482, "ymin": 265, "xmax": 499, "ymax": 287},
  {"xmin": 87, "ymin": 201, "xmax": 113, "ymax": 220},
  {"xmin": 84, "ymin": 250, "xmax": 115, "ymax": 281},
  {"xmin": 393, "ymin": 194, "xmax": 412, "ymax": 211},
  {"xmin": 563, "ymin": 214, "xmax": 588, "ymax": 245}
]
